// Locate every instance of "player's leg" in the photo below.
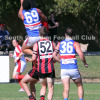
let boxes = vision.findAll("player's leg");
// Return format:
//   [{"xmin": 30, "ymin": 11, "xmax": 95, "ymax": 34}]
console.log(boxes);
[
  {"xmin": 21, "ymin": 42, "xmax": 33, "ymax": 55},
  {"xmin": 73, "ymin": 77, "xmax": 84, "ymax": 100},
  {"xmin": 40, "ymin": 78, "xmax": 47, "ymax": 100},
  {"xmin": 47, "ymin": 78, "xmax": 54, "ymax": 100},
  {"xmin": 62, "ymin": 77, "xmax": 70, "ymax": 100},
  {"xmin": 22, "ymin": 36, "xmax": 40, "ymax": 55},
  {"xmin": 21, "ymin": 73, "xmax": 38, "ymax": 100},
  {"xmin": 61, "ymin": 69, "xmax": 70, "ymax": 100},
  {"xmin": 29, "ymin": 80, "xmax": 38, "ymax": 99}
]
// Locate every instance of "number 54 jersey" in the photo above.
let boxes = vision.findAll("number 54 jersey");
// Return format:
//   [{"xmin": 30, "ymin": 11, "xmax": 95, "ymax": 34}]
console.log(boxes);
[
  {"xmin": 59, "ymin": 39, "xmax": 78, "ymax": 69},
  {"xmin": 22, "ymin": 8, "xmax": 42, "ymax": 37},
  {"xmin": 37, "ymin": 39, "xmax": 55, "ymax": 74}
]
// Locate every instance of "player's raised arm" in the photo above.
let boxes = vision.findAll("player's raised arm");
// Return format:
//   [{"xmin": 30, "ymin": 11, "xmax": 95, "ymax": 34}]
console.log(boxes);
[
  {"xmin": 52, "ymin": 42, "xmax": 61, "ymax": 63},
  {"xmin": 18, "ymin": 0, "xmax": 24, "ymax": 20},
  {"xmin": 37, "ymin": 9, "xmax": 47, "ymax": 22},
  {"xmin": 74, "ymin": 42, "xmax": 88, "ymax": 68}
]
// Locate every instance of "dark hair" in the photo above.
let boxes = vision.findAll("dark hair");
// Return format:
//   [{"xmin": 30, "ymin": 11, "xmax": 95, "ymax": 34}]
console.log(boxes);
[
  {"xmin": 31, "ymin": 0, "xmax": 37, "ymax": 8},
  {"xmin": 39, "ymin": 27, "xmax": 48, "ymax": 37},
  {"xmin": 65, "ymin": 28, "xmax": 73, "ymax": 37},
  {"xmin": 12, "ymin": 39, "xmax": 22, "ymax": 45},
  {"xmin": 22, "ymin": 0, "xmax": 32, "ymax": 10}
]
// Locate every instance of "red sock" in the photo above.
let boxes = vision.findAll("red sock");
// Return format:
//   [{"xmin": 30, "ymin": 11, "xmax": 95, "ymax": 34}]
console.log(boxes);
[
  {"xmin": 40, "ymin": 95, "xmax": 45, "ymax": 100},
  {"xmin": 15, "ymin": 75, "xmax": 24, "ymax": 89},
  {"xmin": 18, "ymin": 79, "xmax": 24, "ymax": 89},
  {"xmin": 15, "ymin": 75, "xmax": 24, "ymax": 80}
]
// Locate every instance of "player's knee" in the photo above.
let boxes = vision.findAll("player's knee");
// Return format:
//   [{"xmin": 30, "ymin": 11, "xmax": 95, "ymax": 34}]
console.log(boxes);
[
  {"xmin": 64, "ymin": 87, "xmax": 69, "ymax": 92},
  {"xmin": 12, "ymin": 74, "xmax": 15, "ymax": 79}
]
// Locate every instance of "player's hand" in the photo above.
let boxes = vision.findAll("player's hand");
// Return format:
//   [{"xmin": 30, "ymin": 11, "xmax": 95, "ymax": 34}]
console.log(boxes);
[
  {"xmin": 14, "ymin": 59, "xmax": 18, "ymax": 63},
  {"xmin": 84, "ymin": 63, "xmax": 88, "ymax": 68},
  {"xmin": 25, "ymin": 57, "xmax": 32, "ymax": 62},
  {"xmin": 9, "ymin": 54, "xmax": 13, "ymax": 57},
  {"xmin": 20, "ymin": 0, "xmax": 23, "ymax": 4}
]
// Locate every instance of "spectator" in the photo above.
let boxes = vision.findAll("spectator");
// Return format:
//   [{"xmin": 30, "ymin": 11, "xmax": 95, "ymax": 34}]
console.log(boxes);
[
  {"xmin": 48, "ymin": 12, "xmax": 59, "ymax": 43},
  {"xmin": 0, "ymin": 24, "xmax": 11, "ymax": 54}
]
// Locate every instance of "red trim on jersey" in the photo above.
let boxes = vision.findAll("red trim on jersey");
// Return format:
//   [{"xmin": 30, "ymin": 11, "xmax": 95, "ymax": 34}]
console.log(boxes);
[
  {"xmin": 25, "ymin": 21, "xmax": 41, "ymax": 27},
  {"xmin": 41, "ymin": 54, "xmax": 45, "ymax": 73},
  {"xmin": 73, "ymin": 41, "xmax": 76, "ymax": 50},
  {"xmin": 36, "ymin": 8, "xmax": 39, "ymax": 13},
  {"xmin": 30, "ymin": 67, "xmax": 35, "ymax": 77},
  {"xmin": 16, "ymin": 45, "xmax": 21, "ymax": 53},
  {"xmin": 25, "ymin": 37, "xmax": 29, "ymax": 45},
  {"xmin": 48, "ymin": 53, "xmax": 52, "ymax": 73},
  {"xmin": 16, "ymin": 60, "xmax": 21, "ymax": 72},
  {"xmin": 42, "ymin": 22, "xmax": 49, "ymax": 31},
  {"xmin": 60, "ymin": 55, "xmax": 76, "ymax": 59},
  {"xmin": 39, "ymin": 38, "xmax": 49, "ymax": 41}
]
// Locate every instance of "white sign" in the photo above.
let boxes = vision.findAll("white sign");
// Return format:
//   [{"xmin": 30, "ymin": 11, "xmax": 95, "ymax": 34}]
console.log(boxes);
[{"xmin": 0, "ymin": 56, "xmax": 9, "ymax": 83}]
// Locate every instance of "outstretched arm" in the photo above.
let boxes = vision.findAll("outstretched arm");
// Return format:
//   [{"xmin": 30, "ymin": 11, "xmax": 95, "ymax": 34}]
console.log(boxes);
[
  {"xmin": 74, "ymin": 42, "xmax": 88, "ymax": 68},
  {"xmin": 18, "ymin": 0, "xmax": 24, "ymax": 20},
  {"xmin": 37, "ymin": 9, "xmax": 47, "ymax": 22}
]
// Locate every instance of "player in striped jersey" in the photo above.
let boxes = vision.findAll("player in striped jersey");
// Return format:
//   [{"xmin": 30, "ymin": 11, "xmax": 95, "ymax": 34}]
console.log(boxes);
[
  {"xmin": 52, "ymin": 28, "xmax": 88, "ymax": 100},
  {"xmin": 18, "ymin": 0, "xmax": 47, "ymax": 56},
  {"xmin": 32, "ymin": 27, "xmax": 55, "ymax": 100},
  {"xmin": 9, "ymin": 39, "xmax": 26, "ymax": 91}
]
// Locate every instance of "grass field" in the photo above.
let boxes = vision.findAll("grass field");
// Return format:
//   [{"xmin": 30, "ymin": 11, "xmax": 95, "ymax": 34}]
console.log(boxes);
[
  {"xmin": 0, "ymin": 56, "xmax": 100, "ymax": 100},
  {"xmin": 10, "ymin": 56, "xmax": 100, "ymax": 79},
  {"xmin": 0, "ymin": 83, "xmax": 100, "ymax": 100}
]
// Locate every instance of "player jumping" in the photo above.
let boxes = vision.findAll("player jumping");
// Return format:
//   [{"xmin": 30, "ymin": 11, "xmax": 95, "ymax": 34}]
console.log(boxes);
[{"xmin": 18, "ymin": 0, "xmax": 47, "ymax": 55}]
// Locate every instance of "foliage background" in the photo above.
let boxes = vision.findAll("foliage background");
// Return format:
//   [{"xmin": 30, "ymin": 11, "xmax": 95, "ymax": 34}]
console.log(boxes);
[{"xmin": 0, "ymin": 0, "xmax": 100, "ymax": 51}]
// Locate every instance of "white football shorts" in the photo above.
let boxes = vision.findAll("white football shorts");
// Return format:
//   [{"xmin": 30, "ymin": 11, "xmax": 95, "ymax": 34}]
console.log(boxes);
[
  {"xmin": 61, "ymin": 69, "xmax": 80, "ymax": 80},
  {"xmin": 14, "ymin": 61, "xmax": 26, "ymax": 73},
  {"xmin": 24, "ymin": 36, "xmax": 40, "ymax": 47}
]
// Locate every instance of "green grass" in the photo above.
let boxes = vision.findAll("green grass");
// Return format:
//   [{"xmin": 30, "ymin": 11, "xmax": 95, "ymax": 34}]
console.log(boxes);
[
  {"xmin": 1, "ymin": 56, "xmax": 100, "ymax": 100},
  {"xmin": 0, "ymin": 83, "xmax": 100, "ymax": 100},
  {"xmin": 10, "ymin": 56, "xmax": 100, "ymax": 79}
]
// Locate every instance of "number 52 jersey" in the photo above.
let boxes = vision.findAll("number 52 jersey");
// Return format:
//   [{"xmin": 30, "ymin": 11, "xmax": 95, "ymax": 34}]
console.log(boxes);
[
  {"xmin": 22, "ymin": 8, "xmax": 42, "ymax": 37},
  {"xmin": 36, "ymin": 39, "xmax": 55, "ymax": 74},
  {"xmin": 59, "ymin": 39, "xmax": 78, "ymax": 69}
]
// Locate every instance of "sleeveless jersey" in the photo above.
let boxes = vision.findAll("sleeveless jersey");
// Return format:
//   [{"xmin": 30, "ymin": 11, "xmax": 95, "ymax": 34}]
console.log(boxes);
[
  {"xmin": 59, "ymin": 39, "xmax": 78, "ymax": 69},
  {"xmin": 37, "ymin": 39, "xmax": 54, "ymax": 74},
  {"xmin": 13, "ymin": 45, "xmax": 25, "ymax": 62},
  {"xmin": 22, "ymin": 8, "xmax": 42, "ymax": 37}
]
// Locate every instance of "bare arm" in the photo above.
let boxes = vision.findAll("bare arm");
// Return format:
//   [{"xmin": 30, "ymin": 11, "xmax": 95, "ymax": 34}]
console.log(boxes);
[
  {"xmin": 52, "ymin": 42, "xmax": 61, "ymax": 63},
  {"xmin": 32, "ymin": 43, "xmax": 38, "ymax": 66},
  {"xmin": 74, "ymin": 42, "xmax": 88, "ymax": 67},
  {"xmin": 18, "ymin": 0, "xmax": 24, "ymax": 20},
  {"xmin": 14, "ymin": 52, "xmax": 24, "ymax": 63},
  {"xmin": 37, "ymin": 9, "xmax": 47, "ymax": 22}
]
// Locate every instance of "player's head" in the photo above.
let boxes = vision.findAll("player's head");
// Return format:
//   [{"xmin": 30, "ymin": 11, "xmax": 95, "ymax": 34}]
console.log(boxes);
[
  {"xmin": 39, "ymin": 27, "xmax": 48, "ymax": 37},
  {"xmin": 22, "ymin": 0, "xmax": 32, "ymax": 10},
  {"xmin": 65, "ymin": 28, "xmax": 73, "ymax": 37},
  {"xmin": 12, "ymin": 39, "xmax": 22, "ymax": 47}
]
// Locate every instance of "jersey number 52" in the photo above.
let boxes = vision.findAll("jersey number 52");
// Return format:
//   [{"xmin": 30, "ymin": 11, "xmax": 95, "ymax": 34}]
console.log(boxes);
[{"xmin": 38, "ymin": 41, "xmax": 53, "ymax": 54}]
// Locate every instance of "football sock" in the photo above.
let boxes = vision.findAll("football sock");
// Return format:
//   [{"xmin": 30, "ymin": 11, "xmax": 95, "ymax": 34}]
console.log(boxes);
[
  {"xmin": 18, "ymin": 79, "xmax": 24, "ymax": 89},
  {"xmin": 40, "ymin": 95, "xmax": 45, "ymax": 100},
  {"xmin": 15, "ymin": 75, "xmax": 24, "ymax": 89},
  {"xmin": 64, "ymin": 98, "xmax": 68, "ymax": 100},
  {"xmin": 15, "ymin": 75, "xmax": 24, "ymax": 80},
  {"xmin": 79, "ymin": 99, "xmax": 83, "ymax": 100}
]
